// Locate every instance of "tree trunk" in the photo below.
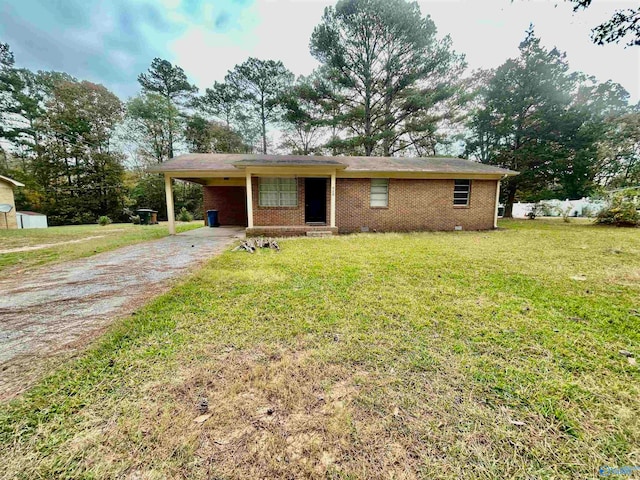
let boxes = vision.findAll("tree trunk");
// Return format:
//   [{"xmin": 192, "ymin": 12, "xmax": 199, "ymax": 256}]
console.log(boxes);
[
  {"xmin": 168, "ymin": 128, "xmax": 174, "ymax": 159},
  {"xmin": 503, "ymin": 181, "xmax": 517, "ymax": 218},
  {"xmin": 166, "ymin": 95, "xmax": 174, "ymax": 160},
  {"xmin": 261, "ymin": 93, "xmax": 267, "ymax": 154}
]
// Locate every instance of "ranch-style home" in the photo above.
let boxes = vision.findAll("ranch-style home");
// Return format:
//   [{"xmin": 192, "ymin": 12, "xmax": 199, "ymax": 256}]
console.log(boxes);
[{"xmin": 150, "ymin": 154, "xmax": 518, "ymax": 236}]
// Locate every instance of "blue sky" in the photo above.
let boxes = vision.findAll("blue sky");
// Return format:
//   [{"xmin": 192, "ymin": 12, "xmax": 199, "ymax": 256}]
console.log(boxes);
[{"xmin": 0, "ymin": 0, "xmax": 638, "ymax": 102}]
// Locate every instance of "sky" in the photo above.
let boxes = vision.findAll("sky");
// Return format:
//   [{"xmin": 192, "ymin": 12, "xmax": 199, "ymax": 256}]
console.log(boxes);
[{"xmin": 0, "ymin": 0, "xmax": 638, "ymax": 103}]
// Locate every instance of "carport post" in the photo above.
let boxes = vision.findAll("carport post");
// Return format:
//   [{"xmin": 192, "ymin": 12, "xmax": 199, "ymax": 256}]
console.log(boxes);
[
  {"xmin": 330, "ymin": 170, "xmax": 336, "ymax": 228},
  {"xmin": 165, "ymin": 174, "xmax": 176, "ymax": 235},
  {"xmin": 245, "ymin": 169, "xmax": 254, "ymax": 228}
]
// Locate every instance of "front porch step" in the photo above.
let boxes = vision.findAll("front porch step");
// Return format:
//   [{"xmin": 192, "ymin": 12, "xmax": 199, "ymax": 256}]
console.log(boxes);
[
  {"xmin": 246, "ymin": 226, "xmax": 338, "ymax": 237},
  {"xmin": 306, "ymin": 230, "xmax": 334, "ymax": 237}
]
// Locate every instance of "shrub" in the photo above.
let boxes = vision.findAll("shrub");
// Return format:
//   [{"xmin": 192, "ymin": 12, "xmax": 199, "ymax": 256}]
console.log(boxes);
[
  {"xmin": 559, "ymin": 205, "xmax": 572, "ymax": 223},
  {"xmin": 595, "ymin": 196, "xmax": 639, "ymax": 227},
  {"xmin": 539, "ymin": 203, "xmax": 556, "ymax": 217},
  {"xmin": 582, "ymin": 205, "xmax": 594, "ymax": 218},
  {"xmin": 131, "ymin": 215, "xmax": 141, "ymax": 225},
  {"xmin": 98, "ymin": 215, "xmax": 112, "ymax": 226},
  {"xmin": 177, "ymin": 207, "xmax": 194, "ymax": 222}
]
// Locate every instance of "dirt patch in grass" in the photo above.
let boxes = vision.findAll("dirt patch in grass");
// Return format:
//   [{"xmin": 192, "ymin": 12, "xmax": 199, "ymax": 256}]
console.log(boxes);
[
  {"xmin": 0, "ymin": 235, "xmax": 106, "ymax": 254},
  {"xmin": 20, "ymin": 341, "xmax": 628, "ymax": 479}
]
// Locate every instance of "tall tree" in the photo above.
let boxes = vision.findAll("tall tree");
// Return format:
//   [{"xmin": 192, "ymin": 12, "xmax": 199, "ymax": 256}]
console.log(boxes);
[
  {"xmin": 125, "ymin": 93, "xmax": 179, "ymax": 165},
  {"xmin": 568, "ymin": 0, "xmax": 639, "ymax": 46},
  {"xmin": 137, "ymin": 58, "xmax": 197, "ymax": 158},
  {"xmin": 465, "ymin": 28, "xmax": 574, "ymax": 215},
  {"xmin": 310, "ymin": 0, "xmax": 465, "ymax": 156},
  {"xmin": 36, "ymin": 80, "xmax": 126, "ymax": 223},
  {"xmin": 193, "ymin": 81, "xmax": 239, "ymax": 128},
  {"xmin": 0, "ymin": 42, "xmax": 13, "ymax": 68},
  {"xmin": 184, "ymin": 115, "xmax": 247, "ymax": 154},
  {"xmin": 464, "ymin": 27, "xmax": 631, "ymax": 215},
  {"xmin": 595, "ymin": 109, "xmax": 640, "ymax": 188},
  {"xmin": 1, "ymin": 68, "xmax": 75, "ymax": 163},
  {"xmin": 225, "ymin": 58, "xmax": 294, "ymax": 154},
  {"xmin": 278, "ymin": 76, "xmax": 327, "ymax": 155}
]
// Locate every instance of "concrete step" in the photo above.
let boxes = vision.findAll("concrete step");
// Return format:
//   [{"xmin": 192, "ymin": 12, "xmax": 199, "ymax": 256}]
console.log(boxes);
[{"xmin": 306, "ymin": 231, "xmax": 334, "ymax": 237}]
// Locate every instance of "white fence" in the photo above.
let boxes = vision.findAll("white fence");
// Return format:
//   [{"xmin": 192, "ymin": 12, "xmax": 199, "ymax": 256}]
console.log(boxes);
[{"xmin": 510, "ymin": 198, "xmax": 606, "ymax": 219}]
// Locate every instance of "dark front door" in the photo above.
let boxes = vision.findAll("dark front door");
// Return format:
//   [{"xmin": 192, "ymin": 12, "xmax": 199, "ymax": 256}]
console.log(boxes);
[{"xmin": 305, "ymin": 178, "xmax": 327, "ymax": 224}]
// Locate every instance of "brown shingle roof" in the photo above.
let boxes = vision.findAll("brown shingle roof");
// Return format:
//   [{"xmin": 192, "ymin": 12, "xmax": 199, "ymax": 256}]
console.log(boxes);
[{"xmin": 148, "ymin": 153, "xmax": 518, "ymax": 176}]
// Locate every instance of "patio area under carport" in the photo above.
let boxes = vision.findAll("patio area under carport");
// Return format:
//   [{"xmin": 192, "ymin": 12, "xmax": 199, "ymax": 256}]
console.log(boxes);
[{"xmin": 153, "ymin": 154, "xmax": 342, "ymax": 236}]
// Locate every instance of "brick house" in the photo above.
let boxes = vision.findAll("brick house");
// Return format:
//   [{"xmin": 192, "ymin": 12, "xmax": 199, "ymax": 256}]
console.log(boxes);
[
  {"xmin": 150, "ymin": 154, "xmax": 517, "ymax": 236},
  {"xmin": 0, "ymin": 175, "xmax": 24, "ymax": 229}
]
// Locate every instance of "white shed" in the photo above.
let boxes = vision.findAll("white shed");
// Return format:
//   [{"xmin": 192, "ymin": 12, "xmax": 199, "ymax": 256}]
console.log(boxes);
[{"xmin": 16, "ymin": 211, "xmax": 48, "ymax": 229}]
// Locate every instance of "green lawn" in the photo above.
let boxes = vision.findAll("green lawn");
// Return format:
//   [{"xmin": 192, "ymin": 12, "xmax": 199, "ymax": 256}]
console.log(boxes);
[
  {"xmin": 1, "ymin": 219, "xmax": 638, "ymax": 479},
  {"xmin": 0, "ymin": 221, "xmax": 203, "ymax": 272}
]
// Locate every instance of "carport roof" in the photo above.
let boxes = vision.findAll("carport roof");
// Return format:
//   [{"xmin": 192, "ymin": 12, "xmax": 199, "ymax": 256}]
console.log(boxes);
[{"xmin": 148, "ymin": 153, "xmax": 518, "ymax": 176}]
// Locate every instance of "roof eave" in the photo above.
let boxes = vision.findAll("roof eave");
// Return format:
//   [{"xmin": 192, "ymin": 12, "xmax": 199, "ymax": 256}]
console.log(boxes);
[
  {"xmin": 0, "ymin": 174, "xmax": 25, "ymax": 187},
  {"xmin": 232, "ymin": 163, "xmax": 347, "ymax": 169}
]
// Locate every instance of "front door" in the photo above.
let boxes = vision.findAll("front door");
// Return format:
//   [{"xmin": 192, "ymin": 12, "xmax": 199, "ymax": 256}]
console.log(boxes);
[{"xmin": 305, "ymin": 178, "xmax": 327, "ymax": 224}]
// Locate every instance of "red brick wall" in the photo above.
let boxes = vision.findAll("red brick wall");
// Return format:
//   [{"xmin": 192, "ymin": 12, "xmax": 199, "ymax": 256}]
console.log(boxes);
[
  {"xmin": 203, "ymin": 186, "xmax": 247, "ymax": 226},
  {"xmin": 252, "ymin": 177, "xmax": 330, "ymax": 226},
  {"xmin": 205, "ymin": 178, "xmax": 498, "ymax": 232},
  {"xmin": 335, "ymin": 178, "xmax": 497, "ymax": 232}
]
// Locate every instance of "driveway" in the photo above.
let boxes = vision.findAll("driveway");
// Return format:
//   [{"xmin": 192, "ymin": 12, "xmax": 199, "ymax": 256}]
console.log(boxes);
[{"xmin": 0, "ymin": 227, "xmax": 244, "ymax": 400}]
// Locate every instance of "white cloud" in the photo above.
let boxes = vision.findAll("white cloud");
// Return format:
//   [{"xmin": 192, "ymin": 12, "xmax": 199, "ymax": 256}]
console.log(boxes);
[
  {"xmin": 167, "ymin": 0, "xmax": 638, "ymax": 101},
  {"xmin": 168, "ymin": 0, "xmax": 330, "ymax": 88},
  {"xmin": 420, "ymin": 0, "xmax": 640, "ymax": 101}
]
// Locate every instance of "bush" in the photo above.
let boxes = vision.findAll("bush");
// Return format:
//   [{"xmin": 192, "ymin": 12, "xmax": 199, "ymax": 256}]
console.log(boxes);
[
  {"xmin": 539, "ymin": 203, "xmax": 556, "ymax": 217},
  {"xmin": 131, "ymin": 215, "xmax": 141, "ymax": 225},
  {"xmin": 177, "ymin": 207, "xmax": 194, "ymax": 222},
  {"xmin": 595, "ymin": 196, "xmax": 640, "ymax": 227},
  {"xmin": 98, "ymin": 215, "xmax": 112, "ymax": 226},
  {"xmin": 559, "ymin": 205, "xmax": 572, "ymax": 223}
]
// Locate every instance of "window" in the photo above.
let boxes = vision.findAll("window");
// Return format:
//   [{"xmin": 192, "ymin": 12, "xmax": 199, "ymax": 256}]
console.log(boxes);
[
  {"xmin": 454, "ymin": 180, "xmax": 471, "ymax": 206},
  {"xmin": 259, "ymin": 178, "xmax": 297, "ymax": 207},
  {"xmin": 370, "ymin": 178, "xmax": 389, "ymax": 207}
]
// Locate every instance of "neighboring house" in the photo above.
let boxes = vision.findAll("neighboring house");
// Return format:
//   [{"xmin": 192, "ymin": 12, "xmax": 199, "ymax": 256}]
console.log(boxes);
[
  {"xmin": 0, "ymin": 175, "xmax": 25, "ymax": 229},
  {"xmin": 511, "ymin": 198, "xmax": 606, "ymax": 219},
  {"xmin": 149, "ymin": 154, "xmax": 518, "ymax": 236}
]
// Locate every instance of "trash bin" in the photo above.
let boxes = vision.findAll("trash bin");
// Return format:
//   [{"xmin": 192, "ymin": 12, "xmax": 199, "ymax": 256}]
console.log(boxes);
[
  {"xmin": 150, "ymin": 211, "xmax": 158, "ymax": 224},
  {"xmin": 206, "ymin": 210, "xmax": 220, "ymax": 227},
  {"xmin": 136, "ymin": 208, "xmax": 154, "ymax": 225}
]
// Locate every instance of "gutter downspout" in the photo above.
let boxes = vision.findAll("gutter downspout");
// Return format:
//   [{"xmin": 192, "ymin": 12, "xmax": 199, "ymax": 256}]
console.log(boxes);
[{"xmin": 494, "ymin": 175, "xmax": 507, "ymax": 229}]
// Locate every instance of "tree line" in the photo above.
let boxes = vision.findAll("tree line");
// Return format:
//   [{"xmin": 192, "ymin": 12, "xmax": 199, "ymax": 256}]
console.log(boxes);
[{"xmin": 1, "ymin": 0, "xmax": 638, "ymax": 223}]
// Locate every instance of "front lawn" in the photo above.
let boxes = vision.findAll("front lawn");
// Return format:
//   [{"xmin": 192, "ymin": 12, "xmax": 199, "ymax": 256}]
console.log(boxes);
[
  {"xmin": 0, "ymin": 220, "xmax": 638, "ymax": 479},
  {"xmin": 0, "ymin": 221, "xmax": 203, "ymax": 272}
]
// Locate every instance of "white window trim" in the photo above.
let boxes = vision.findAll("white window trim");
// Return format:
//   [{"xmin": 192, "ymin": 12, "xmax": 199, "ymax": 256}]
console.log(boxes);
[
  {"xmin": 259, "ymin": 177, "xmax": 298, "ymax": 207},
  {"xmin": 370, "ymin": 178, "xmax": 389, "ymax": 208}
]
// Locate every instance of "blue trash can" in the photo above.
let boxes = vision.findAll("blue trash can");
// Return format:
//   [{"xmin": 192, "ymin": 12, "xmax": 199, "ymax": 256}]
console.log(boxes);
[{"xmin": 206, "ymin": 210, "xmax": 220, "ymax": 227}]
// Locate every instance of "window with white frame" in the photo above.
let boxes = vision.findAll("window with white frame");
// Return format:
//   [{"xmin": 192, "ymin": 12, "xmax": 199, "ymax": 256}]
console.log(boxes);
[
  {"xmin": 259, "ymin": 178, "xmax": 297, "ymax": 207},
  {"xmin": 370, "ymin": 178, "xmax": 389, "ymax": 207},
  {"xmin": 454, "ymin": 179, "xmax": 471, "ymax": 206}
]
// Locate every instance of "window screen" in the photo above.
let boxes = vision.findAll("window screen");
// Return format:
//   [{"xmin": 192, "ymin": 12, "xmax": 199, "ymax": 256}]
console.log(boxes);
[
  {"xmin": 454, "ymin": 179, "xmax": 471, "ymax": 206},
  {"xmin": 259, "ymin": 178, "xmax": 297, "ymax": 207},
  {"xmin": 371, "ymin": 179, "xmax": 389, "ymax": 207}
]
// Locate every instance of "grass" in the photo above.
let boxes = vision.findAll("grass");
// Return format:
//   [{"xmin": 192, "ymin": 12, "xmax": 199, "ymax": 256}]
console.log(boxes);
[
  {"xmin": 0, "ymin": 221, "xmax": 204, "ymax": 272},
  {"xmin": 0, "ymin": 219, "xmax": 638, "ymax": 479}
]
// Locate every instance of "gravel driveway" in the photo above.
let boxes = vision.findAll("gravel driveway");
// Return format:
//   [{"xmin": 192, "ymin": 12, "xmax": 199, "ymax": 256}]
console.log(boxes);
[{"xmin": 0, "ymin": 227, "xmax": 243, "ymax": 400}]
